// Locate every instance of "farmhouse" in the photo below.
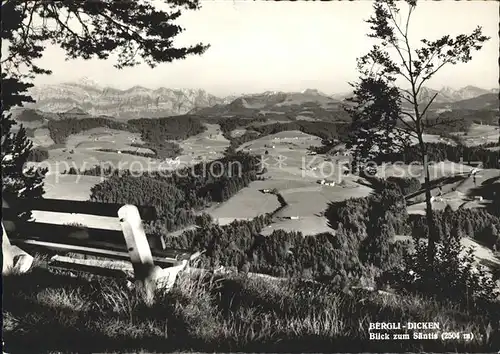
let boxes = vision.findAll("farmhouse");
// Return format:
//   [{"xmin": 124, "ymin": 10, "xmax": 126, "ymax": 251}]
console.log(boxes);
[
  {"xmin": 317, "ymin": 179, "xmax": 335, "ymax": 186},
  {"xmin": 324, "ymin": 179, "xmax": 335, "ymax": 186}
]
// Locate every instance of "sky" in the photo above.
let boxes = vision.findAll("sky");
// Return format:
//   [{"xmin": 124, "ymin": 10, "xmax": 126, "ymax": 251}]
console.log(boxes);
[{"xmin": 30, "ymin": 0, "xmax": 499, "ymax": 97}]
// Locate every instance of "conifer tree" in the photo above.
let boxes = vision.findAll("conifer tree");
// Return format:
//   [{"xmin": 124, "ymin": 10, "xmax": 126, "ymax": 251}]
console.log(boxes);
[{"xmin": 1, "ymin": 77, "xmax": 47, "ymax": 220}]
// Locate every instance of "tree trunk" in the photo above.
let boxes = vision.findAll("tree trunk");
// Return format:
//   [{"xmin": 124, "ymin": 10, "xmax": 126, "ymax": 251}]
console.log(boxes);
[{"xmin": 422, "ymin": 153, "xmax": 436, "ymax": 264}]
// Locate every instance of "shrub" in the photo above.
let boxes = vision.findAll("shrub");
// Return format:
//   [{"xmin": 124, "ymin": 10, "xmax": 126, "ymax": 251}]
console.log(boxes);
[
  {"xmin": 379, "ymin": 229, "xmax": 500, "ymax": 310},
  {"xmin": 195, "ymin": 213, "xmax": 213, "ymax": 228},
  {"xmin": 27, "ymin": 147, "xmax": 49, "ymax": 162}
]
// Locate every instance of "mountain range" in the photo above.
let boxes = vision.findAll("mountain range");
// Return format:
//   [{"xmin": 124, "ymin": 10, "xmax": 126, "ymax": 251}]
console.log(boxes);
[
  {"xmin": 26, "ymin": 77, "xmax": 233, "ymax": 119},
  {"xmin": 188, "ymin": 88, "xmax": 344, "ymax": 117},
  {"xmin": 334, "ymin": 86, "xmax": 498, "ymax": 106},
  {"xmin": 25, "ymin": 78, "xmax": 498, "ymax": 120},
  {"xmin": 403, "ymin": 85, "xmax": 497, "ymax": 104}
]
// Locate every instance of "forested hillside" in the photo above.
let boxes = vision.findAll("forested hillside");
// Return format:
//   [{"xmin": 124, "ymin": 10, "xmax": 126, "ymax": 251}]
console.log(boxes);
[
  {"xmin": 160, "ymin": 187, "xmax": 407, "ymax": 283},
  {"xmin": 401, "ymin": 109, "xmax": 499, "ymax": 136},
  {"xmin": 410, "ymin": 206, "xmax": 500, "ymax": 250},
  {"xmin": 88, "ymin": 154, "xmax": 260, "ymax": 232},
  {"xmin": 377, "ymin": 142, "xmax": 500, "ymax": 168},
  {"xmin": 223, "ymin": 120, "xmax": 349, "ymax": 153},
  {"xmin": 46, "ymin": 115, "xmax": 206, "ymax": 158},
  {"xmin": 47, "ymin": 118, "xmax": 129, "ymax": 144}
]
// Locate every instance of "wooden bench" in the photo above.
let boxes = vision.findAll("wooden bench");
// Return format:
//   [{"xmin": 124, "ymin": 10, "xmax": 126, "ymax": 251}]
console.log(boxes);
[{"xmin": 2, "ymin": 197, "xmax": 200, "ymax": 287}]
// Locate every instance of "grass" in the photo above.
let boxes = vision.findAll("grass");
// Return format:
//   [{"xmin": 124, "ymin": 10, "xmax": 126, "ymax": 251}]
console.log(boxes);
[
  {"xmin": 3, "ymin": 261, "xmax": 499, "ymax": 353},
  {"xmin": 208, "ymin": 181, "xmax": 281, "ymax": 220}
]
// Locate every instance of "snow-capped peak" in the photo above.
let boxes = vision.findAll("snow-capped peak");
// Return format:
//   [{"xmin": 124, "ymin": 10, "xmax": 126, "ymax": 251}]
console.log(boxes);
[
  {"xmin": 261, "ymin": 90, "xmax": 283, "ymax": 96},
  {"xmin": 76, "ymin": 76, "xmax": 101, "ymax": 88},
  {"xmin": 301, "ymin": 88, "xmax": 324, "ymax": 96},
  {"xmin": 439, "ymin": 86, "xmax": 455, "ymax": 96}
]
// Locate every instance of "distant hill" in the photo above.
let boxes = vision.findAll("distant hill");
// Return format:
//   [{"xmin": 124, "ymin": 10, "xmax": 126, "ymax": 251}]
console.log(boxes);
[
  {"xmin": 189, "ymin": 89, "xmax": 346, "ymax": 121},
  {"xmin": 397, "ymin": 86, "xmax": 497, "ymax": 110},
  {"xmin": 9, "ymin": 108, "xmax": 62, "ymax": 129},
  {"xmin": 337, "ymin": 85, "xmax": 497, "ymax": 110},
  {"xmin": 64, "ymin": 107, "xmax": 88, "ymax": 115},
  {"xmin": 11, "ymin": 108, "xmax": 47, "ymax": 122},
  {"xmin": 434, "ymin": 93, "xmax": 500, "ymax": 110},
  {"xmin": 445, "ymin": 93, "xmax": 499, "ymax": 111},
  {"xmin": 58, "ymin": 107, "xmax": 94, "ymax": 120},
  {"xmin": 190, "ymin": 85, "xmax": 497, "ymax": 121},
  {"xmin": 441, "ymin": 85, "xmax": 494, "ymax": 101}
]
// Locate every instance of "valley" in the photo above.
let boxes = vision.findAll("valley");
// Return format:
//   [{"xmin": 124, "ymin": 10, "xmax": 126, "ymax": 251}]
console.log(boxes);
[{"xmin": 15, "ymin": 83, "xmax": 499, "ymax": 272}]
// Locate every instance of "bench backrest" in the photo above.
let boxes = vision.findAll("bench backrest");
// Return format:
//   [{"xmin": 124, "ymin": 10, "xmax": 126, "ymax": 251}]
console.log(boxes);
[{"xmin": 2, "ymin": 197, "xmax": 193, "ymax": 268}]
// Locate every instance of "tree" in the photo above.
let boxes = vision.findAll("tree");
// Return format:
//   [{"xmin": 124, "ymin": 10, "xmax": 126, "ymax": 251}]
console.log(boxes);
[
  {"xmin": 2, "ymin": 0, "xmax": 209, "ymax": 211},
  {"xmin": 361, "ymin": 216, "xmax": 393, "ymax": 268},
  {"xmin": 195, "ymin": 213, "xmax": 213, "ymax": 228},
  {"xmin": 1, "ymin": 76, "xmax": 47, "ymax": 220},
  {"xmin": 344, "ymin": 0, "xmax": 489, "ymax": 264}
]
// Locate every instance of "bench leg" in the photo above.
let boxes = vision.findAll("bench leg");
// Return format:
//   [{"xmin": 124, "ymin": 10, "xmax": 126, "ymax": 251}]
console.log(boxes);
[{"xmin": 118, "ymin": 205, "xmax": 157, "ymax": 303}]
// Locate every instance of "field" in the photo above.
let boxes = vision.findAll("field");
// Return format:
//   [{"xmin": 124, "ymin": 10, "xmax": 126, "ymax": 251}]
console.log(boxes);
[
  {"xmin": 17, "ymin": 116, "xmax": 500, "ymax": 261},
  {"xmin": 406, "ymin": 167, "xmax": 500, "ymax": 215},
  {"xmin": 376, "ymin": 161, "xmax": 475, "ymax": 183},
  {"xmin": 26, "ymin": 123, "xmax": 230, "ymax": 174},
  {"xmin": 460, "ymin": 123, "xmax": 500, "ymax": 146},
  {"xmin": 176, "ymin": 123, "xmax": 229, "ymax": 166},
  {"xmin": 274, "ymin": 92, "xmax": 338, "ymax": 108},
  {"xmin": 26, "ymin": 127, "xmax": 156, "ymax": 174},
  {"xmin": 260, "ymin": 216, "xmax": 332, "ymax": 236},
  {"xmin": 276, "ymin": 183, "xmax": 372, "ymax": 217},
  {"xmin": 199, "ymin": 130, "xmax": 374, "ymax": 234},
  {"xmin": 238, "ymin": 130, "xmax": 330, "ymax": 181},
  {"xmin": 295, "ymin": 114, "xmax": 319, "ymax": 121},
  {"xmin": 229, "ymin": 128, "xmax": 247, "ymax": 137},
  {"xmin": 42, "ymin": 173, "xmax": 104, "ymax": 200},
  {"xmin": 31, "ymin": 128, "xmax": 55, "ymax": 147},
  {"xmin": 38, "ymin": 148, "xmax": 156, "ymax": 175},
  {"xmin": 208, "ymin": 182, "xmax": 281, "ymax": 222},
  {"xmin": 409, "ymin": 133, "xmax": 458, "ymax": 145},
  {"xmin": 66, "ymin": 128, "xmax": 151, "ymax": 152}
]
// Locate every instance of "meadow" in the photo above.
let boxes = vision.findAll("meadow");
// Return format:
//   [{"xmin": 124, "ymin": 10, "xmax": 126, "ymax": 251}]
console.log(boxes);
[{"xmin": 3, "ymin": 262, "xmax": 499, "ymax": 353}]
